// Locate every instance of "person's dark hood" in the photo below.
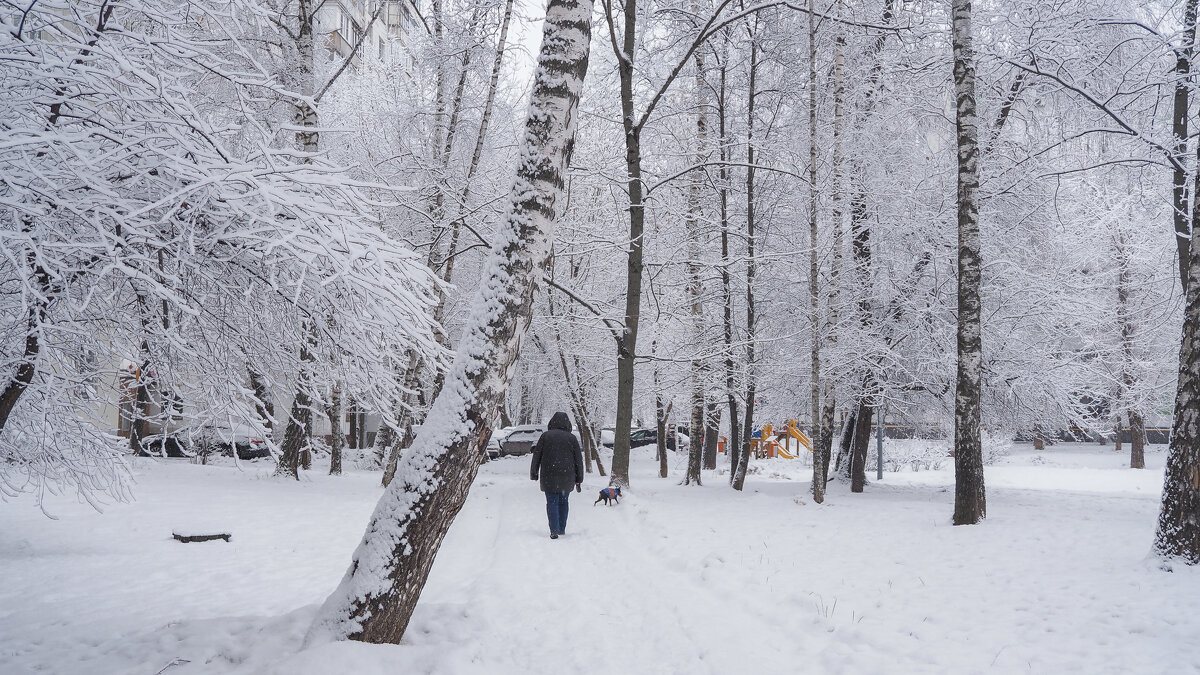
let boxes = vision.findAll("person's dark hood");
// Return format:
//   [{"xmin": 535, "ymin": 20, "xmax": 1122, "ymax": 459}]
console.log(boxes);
[{"xmin": 547, "ymin": 411, "xmax": 572, "ymax": 432}]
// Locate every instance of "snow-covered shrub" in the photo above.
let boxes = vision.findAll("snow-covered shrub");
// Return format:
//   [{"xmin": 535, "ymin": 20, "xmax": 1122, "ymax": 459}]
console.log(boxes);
[
  {"xmin": 982, "ymin": 432, "xmax": 1014, "ymax": 465},
  {"xmin": 869, "ymin": 439, "xmax": 949, "ymax": 473}
]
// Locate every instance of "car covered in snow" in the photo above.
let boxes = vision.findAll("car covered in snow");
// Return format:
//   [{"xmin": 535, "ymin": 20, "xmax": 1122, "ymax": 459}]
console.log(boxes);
[
  {"xmin": 494, "ymin": 423, "xmax": 585, "ymax": 458},
  {"xmin": 487, "ymin": 430, "xmax": 503, "ymax": 460},
  {"xmin": 497, "ymin": 424, "xmax": 544, "ymax": 457},
  {"xmin": 602, "ymin": 427, "xmax": 687, "ymax": 451},
  {"xmin": 196, "ymin": 423, "xmax": 271, "ymax": 460}
]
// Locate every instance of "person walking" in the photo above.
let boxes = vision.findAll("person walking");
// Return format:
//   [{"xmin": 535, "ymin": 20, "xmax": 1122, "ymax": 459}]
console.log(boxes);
[{"xmin": 530, "ymin": 411, "xmax": 584, "ymax": 539}]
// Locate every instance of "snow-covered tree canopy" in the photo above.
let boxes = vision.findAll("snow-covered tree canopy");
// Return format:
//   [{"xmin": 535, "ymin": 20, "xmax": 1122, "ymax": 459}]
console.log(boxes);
[{"xmin": 0, "ymin": 0, "xmax": 444, "ymax": 505}]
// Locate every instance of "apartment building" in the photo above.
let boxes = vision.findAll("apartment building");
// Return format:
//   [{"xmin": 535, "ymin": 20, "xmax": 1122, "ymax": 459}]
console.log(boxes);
[{"xmin": 320, "ymin": 0, "xmax": 423, "ymax": 73}]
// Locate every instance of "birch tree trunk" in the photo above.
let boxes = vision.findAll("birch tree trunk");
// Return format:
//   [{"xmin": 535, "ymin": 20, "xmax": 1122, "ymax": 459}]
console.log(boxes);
[
  {"xmin": 275, "ymin": 0, "xmax": 318, "ymax": 480},
  {"xmin": 0, "ymin": 251, "xmax": 46, "ymax": 435},
  {"xmin": 306, "ymin": 0, "xmax": 593, "ymax": 641},
  {"xmin": 656, "ymin": 390, "xmax": 670, "ymax": 480},
  {"xmin": 1155, "ymin": 215, "xmax": 1200, "ymax": 564},
  {"xmin": 703, "ymin": 401, "xmax": 720, "ymax": 470},
  {"xmin": 275, "ymin": 338, "xmax": 315, "ymax": 479},
  {"xmin": 816, "ymin": 21, "xmax": 846, "ymax": 499},
  {"xmin": 249, "ymin": 368, "xmax": 275, "ymax": 436},
  {"xmin": 327, "ymin": 382, "xmax": 344, "ymax": 476},
  {"xmin": 685, "ymin": 30, "xmax": 708, "ymax": 487},
  {"xmin": 1115, "ymin": 231, "xmax": 1146, "ymax": 469},
  {"xmin": 717, "ymin": 48, "xmax": 742, "ymax": 480},
  {"xmin": 950, "ymin": 0, "xmax": 985, "ymax": 526},
  {"xmin": 806, "ymin": 0, "xmax": 823, "ymax": 503},
  {"xmin": 731, "ymin": 34, "xmax": 758, "ymax": 492},
  {"xmin": 1155, "ymin": 3, "xmax": 1200, "ymax": 556}
]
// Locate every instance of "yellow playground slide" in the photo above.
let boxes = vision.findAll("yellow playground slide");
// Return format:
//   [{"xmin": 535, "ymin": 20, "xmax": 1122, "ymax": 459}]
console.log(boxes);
[
  {"xmin": 771, "ymin": 441, "xmax": 797, "ymax": 460},
  {"xmin": 785, "ymin": 420, "xmax": 813, "ymax": 452}
]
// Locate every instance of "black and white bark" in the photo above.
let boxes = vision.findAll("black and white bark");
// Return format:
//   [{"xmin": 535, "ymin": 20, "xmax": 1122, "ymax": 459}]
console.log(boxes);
[
  {"xmin": 685, "ymin": 22, "xmax": 709, "ymax": 487},
  {"xmin": 807, "ymin": 0, "xmax": 824, "ymax": 503},
  {"xmin": 327, "ymin": 382, "xmax": 345, "ymax": 476},
  {"xmin": 306, "ymin": 0, "xmax": 594, "ymax": 642},
  {"xmin": 1114, "ymin": 232, "xmax": 1146, "ymax": 469},
  {"xmin": 703, "ymin": 400, "xmax": 721, "ymax": 470},
  {"xmin": 731, "ymin": 31, "xmax": 758, "ymax": 492},
  {"xmin": 1155, "ymin": 203, "xmax": 1200, "ymax": 564},
  {"xmin": 950, "ymin": 0, "xmax": 985, "ymax": 526},
  {"xmin": 816, "ymin": 18, "xmax": 846, "ymax": 500},
  {"xmin": 716, "ymin": 43, "xmax": 742, "ymax": 480}
]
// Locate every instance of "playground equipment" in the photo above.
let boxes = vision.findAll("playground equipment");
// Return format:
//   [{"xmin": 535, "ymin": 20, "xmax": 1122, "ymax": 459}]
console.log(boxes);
[{"xmin": 718, "ymin": 420, "xmax": 813, "ymax": 459}]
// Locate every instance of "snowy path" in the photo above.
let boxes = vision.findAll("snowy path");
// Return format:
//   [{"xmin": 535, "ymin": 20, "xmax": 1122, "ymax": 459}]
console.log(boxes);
[{"xmin": 1, "ymin": 445, "xmax": 1197, "ymax": 674}]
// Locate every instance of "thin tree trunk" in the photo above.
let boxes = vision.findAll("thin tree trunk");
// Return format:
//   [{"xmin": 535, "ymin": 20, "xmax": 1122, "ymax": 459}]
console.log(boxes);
[
  {"xmin": 840, "ymin": 0, "xmax": 895, "ymax": 486},
  {"xmin": 703, "ymin": 400, "xmax": 721, "ymax": 470},
  {"xmin": 0, "ymin": 251, "xmax": 48, "ymax": 435},
  {"xmin": 127, "ymin": 343, "xmax": 151, "ymax": 455},
  {"xmin": 807, "ymin": 0, "xmax": 824, "ymax": 502},
  {"xmin": 327, "ymin": 383, "xmax": 344, "ymax": 475},
  {"xmin": 835, "ymin": 407, "xmax": 856, "ymax": 475},
  {"xmin": 717, "ymin": 46, "xmax": 741, "ymax": 481},
  {"xmin": 1172, "ymin": 0, "xmax": 1198, "ymax": 291},
  {"xmin": 656, "ymin": 392, "xmax": 670, "ymax": 479},
  {"xmin": 732, "ymin": 34, "xmax": 758, "ymax": 493},
  {"xmin": 381, "ymin": 355, "xmax": 422, "ymax": 487},
  {"xmin": 682, "ymin": 0, "xmax": 709, "ymax": 488},
  {"xmin": 249, "ymin": 368, "xmax": 275, "ymax": 436},
  {"xmin": 951, "ymin": 0, "xmax": 985, "ymax": 526},
  {"xmin": 275, "ymin": 3, "xmax": 319, "ymax": 480},
  {"xmin": 588, "ymin": 422, "xmax": 607, "ymax": 477},
  {"xmin": 1115, "ymin": 230, "xmax": 1146, "ymax": 469},
  {"xmin": 576, "ymin": 413, "xmax": 594, "ymax": 473},
  {"xmin": 440, "ymin": 0, "xmax": 516, "ymax": 285},
  {"xmin": 849, "ymin": 393, "xmax": 873, "ymax": 492},
  {"xmin": 276, "ymin": 333, "xmax": 315, "ymax": 479},
  {"xmin": 610, "ymin": 0, "xmax": 644, "ymax": 490},
  {"xmin": 307, "ymin": 0, "xmax": 593, "ymax": 641},
  {"xmin": 1129, "ymin": 411, "xmax": 1146, "ymax": 470},
  {"xmin": 817, "ymin": 8, "xmax": 846, "ymax": 497}
]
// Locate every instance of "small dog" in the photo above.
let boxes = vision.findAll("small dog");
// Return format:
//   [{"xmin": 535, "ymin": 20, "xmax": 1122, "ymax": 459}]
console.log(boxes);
[{"xmin": 594, "ymin": 486, "xmax": 621, "ymax": 506}]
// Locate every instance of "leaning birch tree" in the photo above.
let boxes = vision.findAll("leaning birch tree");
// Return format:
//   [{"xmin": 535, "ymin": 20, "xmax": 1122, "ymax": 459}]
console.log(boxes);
[{"xmin": 305, "ymin": 0, "xmax": 595, "ymax": 643}]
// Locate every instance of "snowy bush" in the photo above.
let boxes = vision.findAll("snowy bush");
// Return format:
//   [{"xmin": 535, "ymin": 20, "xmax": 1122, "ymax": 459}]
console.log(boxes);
[
  {"xmin": 982, "ymin": 432, "xmax": 1014, "ymax": 465},
  {"xmin": 868, "ymin": 433, "xmax": 1013, "ymax": 473},
  {"xmin": 869, "ymin": 439, "xmax": 949, "ymax": 473}
]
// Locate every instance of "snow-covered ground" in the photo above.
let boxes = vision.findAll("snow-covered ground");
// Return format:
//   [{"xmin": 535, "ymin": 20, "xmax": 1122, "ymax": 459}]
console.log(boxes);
[{"xmin": 1, "ymin": 443, "xmax": 1196, "ymax": 674}]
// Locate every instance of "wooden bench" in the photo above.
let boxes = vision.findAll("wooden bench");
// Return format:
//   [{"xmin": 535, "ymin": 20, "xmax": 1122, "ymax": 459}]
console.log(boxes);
[{"xmin": 172, "ymin": 531, "xmax": 231, "ymax": 543}]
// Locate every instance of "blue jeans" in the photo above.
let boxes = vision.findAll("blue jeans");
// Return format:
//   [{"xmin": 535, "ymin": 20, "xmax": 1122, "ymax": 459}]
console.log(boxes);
[{"xmin": 545, "ymin": 491, "xmax": 570, "ymax": 534}]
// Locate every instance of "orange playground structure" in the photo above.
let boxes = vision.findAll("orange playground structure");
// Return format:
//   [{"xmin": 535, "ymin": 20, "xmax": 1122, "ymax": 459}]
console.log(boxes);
[{"xmin": 717, "ymin": 420, "xmax": 813, "ymax": 459}]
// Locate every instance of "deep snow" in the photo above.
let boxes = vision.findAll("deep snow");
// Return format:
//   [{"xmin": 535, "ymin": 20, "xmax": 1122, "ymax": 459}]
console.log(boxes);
[{"xmin": 1, "ymin": 443, "xmax": 1196, "ymax": 674}]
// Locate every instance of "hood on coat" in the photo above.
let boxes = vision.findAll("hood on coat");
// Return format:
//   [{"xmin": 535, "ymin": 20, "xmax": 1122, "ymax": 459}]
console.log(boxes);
[{"xmin": 547, "ymin": 411, "xmax": 572, "ymax": 432}]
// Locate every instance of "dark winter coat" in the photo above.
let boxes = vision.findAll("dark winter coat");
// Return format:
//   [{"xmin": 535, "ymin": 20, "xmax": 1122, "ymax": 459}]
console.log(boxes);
[{"xmin": 530, "ymin": 412, "xmax": 584, "ymax": 493}]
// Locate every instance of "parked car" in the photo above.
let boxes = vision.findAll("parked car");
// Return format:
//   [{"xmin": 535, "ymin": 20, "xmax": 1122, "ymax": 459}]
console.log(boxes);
[
  {"xmin": 495, "ymin": 423, "xmax": 585, "ymax": 457},
  {"xmin": 137, "ymin": 434, "xmax": 190, "ymax": 458},
  {"xmin": 196, "ymin": 423, "xmax": 271, "ymax": 460},
  {"xmin": 497, "ymin": 424, "xmax": 544, "ymax": 457},
  {"xmin": 602, "ymin": 427, "xmax": 686, "ymax": 451},
  {"xmin": 487, "ymin": 430, "xmax": 503, "ymax": 460}
]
